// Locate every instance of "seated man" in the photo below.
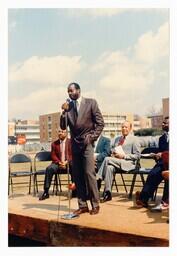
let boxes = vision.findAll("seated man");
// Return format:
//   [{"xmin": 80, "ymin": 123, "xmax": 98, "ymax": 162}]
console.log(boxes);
[
  {"xmin": 97, "ymin": 120, "xmax": 141, "ymax": 202},
  {"xmin": 94, "ymin": 134, "xmax": 111, "ymax": 172},
  {"xmin": 39, "ymin": 128, "xmax": 72, "ymax": 200},
  {"xmin": 150, "ymin": 151, "xmax": 169, "ymax": 212},
  {"xmin": 136, "ymin": 117, "xmax": 169, "ymax": 208}
]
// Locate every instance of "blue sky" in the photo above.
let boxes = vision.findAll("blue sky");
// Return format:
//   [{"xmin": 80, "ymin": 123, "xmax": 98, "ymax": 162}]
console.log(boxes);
[{"xmin": 8, "ymin": 8, "xmax": 169, "ymax": 119}]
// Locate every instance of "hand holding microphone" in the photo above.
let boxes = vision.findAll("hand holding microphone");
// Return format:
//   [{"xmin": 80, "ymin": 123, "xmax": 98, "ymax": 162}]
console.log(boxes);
[{"xmin": 61, "ymin": 98, "xmax": 70, "ymax": 113}]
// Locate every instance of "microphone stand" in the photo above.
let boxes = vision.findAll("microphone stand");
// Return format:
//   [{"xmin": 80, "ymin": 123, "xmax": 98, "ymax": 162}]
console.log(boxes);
[{"xmin": 61, "ymin": 105, "xmax": 79, "ymax": 220}]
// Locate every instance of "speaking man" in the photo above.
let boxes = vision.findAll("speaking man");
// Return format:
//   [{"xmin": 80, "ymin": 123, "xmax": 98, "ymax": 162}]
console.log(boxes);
[{"xmin": 60, "ymin": 82, "xmax": 104, "ymax": 215}]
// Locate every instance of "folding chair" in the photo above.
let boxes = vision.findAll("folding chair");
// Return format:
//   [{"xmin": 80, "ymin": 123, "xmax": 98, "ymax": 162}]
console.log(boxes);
[
  {"xmin": 8, "ymin": 153, "xmax": 33, "ymax": 196},
  {"xmin": 128, "ymin": 147, "xmax": 160, "ymax": 199},
  {"xmin": 33, "ymin": 151, "xmax": 63, "ymax": 195},
  {"xmin": 112, "ymin": 158, "xmax": 141, "ymax": 195},
  {"xmin": 112, "ymin": 147, "xmax": 165, "ymax": 200}
]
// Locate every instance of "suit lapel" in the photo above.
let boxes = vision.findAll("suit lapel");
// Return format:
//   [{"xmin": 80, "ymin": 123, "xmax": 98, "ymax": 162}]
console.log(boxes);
[
  {"xmin": 68, "ymin": 101, "xmax": 76, "ymax": 125},
  {"xmin": 56, "ymin": 140, "xmax": 61, "ymax": 160},
  {"xmin": 76, "ymin": 97, "xmax": 86, "ymax": 124}
]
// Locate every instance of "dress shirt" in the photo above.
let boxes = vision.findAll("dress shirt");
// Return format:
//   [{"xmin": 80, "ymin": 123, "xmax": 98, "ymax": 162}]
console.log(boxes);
[{"xmin": 60, "ymin": 138, "xmax": 66, "ymax": 162}]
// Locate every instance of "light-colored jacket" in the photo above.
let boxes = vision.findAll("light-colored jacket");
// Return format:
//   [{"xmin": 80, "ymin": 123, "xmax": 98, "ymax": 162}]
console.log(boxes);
[{"xmin": 112, "ymin": 134, "xmax": 141, "ymax": 171}]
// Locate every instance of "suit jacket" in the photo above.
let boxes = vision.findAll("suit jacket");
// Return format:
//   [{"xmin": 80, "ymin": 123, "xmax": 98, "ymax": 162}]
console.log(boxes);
[
  {"xmin": 158, "ymin": 132, "xmax": 169, "ymax": 152},
  {"xmin": 51, "ymin": 138, "xmax": 72, "ymax": 164},
  {"xmin": 60, "ymin": 97, "xmax": 104, "ymax": 151},
  {"xmin": 95, "ymin": 135, "xmax": 111, "ymax": 168},
  {"xmin": 113, "ymin": 134, "xmax": 141, "ymax": 171}
]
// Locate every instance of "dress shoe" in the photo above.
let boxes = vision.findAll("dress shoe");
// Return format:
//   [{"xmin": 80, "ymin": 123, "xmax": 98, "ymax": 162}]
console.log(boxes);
[
  {"xmin": 73, "ymin": 207, "xmax": 89, "ymax": 215},
  {"xmin": 100, "ymin": 191, "xmax": 112, "ymax": 203},
  {"xmin": 135, "ymin": 191, "xmax": 148, "ymax": 208},
  {"xmin": 97, "ymin": 179, "xmax": 102, "ymax": 191},
  {"xmin": 150, "ymin": 202, "xmax": 169, "ymax": 212},
  {"xmin": 90, "ymin": 206, "xmax": 100, "ymax": 215},
  {"xmin": 39, "ymin": 192, "xmax": 49, "ymax": 201}
]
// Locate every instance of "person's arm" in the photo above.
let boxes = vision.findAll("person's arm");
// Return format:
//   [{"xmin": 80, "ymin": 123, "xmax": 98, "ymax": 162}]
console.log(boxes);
[
  {"xmin": 124, "ymin": 138, "xmax": 141, "ymax": 161},
  {"xmin": 96, "ymin": 138, "xmax": 111, "ymax": 162},
  {"xmin": 158, "ymin": 133, "xmax": 169, "ymax": 152},
  {"xmin": 86, "ymin": 99, "xmax": 104, "ymax": 143},
  {"xmin": 51, "ymin": 143, "xmax": 61, "ymax": 164},
  {"xmin": 60, "ymin": 111, "xmax": 67, "ymax": 130},
  {"xmin": 60, "ymin": 101, "xmax": 70, "ymax": 129}
]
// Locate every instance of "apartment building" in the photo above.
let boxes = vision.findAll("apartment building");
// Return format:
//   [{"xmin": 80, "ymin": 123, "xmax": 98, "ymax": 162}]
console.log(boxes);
[
  {"xmin": 39, "ymin": 112, "xmax": 60, "ymax": 143},
  {"xmin": 39, "ymin": 112, "xmax": 142, "ymax": 142},
  {"xmin": 8, "ymin": 120, "xmax": 40, "ymax": 144},
  {"xmin": 162, "ymin": 98, "xmax": 169, "ymax": 118}
]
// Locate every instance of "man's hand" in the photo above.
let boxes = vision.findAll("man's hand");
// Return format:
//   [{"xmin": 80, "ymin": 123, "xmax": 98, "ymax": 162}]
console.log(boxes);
[
  {"xmin": 154, "ymin": 152, "xmax": 162, "ymax": 161},
  {"xmin": 111, "ymin": 152, "xmax": 125, "ymax": 159},
  {"xmin": 61, "ymin": 102, "xmax": 69, "ymax": 112},
  {"xmin": 59, "ymin": 161, "xmax": 68, "ymax": 169}
]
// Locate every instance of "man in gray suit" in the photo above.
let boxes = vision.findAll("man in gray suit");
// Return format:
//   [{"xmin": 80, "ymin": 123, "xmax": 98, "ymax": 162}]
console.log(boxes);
[
  {"xmin": 60, "ymin": 82, "xmax": 104, "ymax": 215},
  {"xmin": 97, "ymin": 121, "xmax": 141, "ymax": 202}
]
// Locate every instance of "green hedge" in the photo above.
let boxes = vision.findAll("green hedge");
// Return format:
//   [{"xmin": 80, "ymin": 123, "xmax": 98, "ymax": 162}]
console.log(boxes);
[{"xmin": 134, "ymin": 128, "xmax": 162, "ymax": 136}]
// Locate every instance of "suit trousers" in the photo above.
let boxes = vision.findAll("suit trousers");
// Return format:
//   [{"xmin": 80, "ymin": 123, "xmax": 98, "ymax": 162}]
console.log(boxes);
[
  {"xmin": 72, "ymin": 144, "xmax": 99, "ymax": 209},
  {"xmin": 44, "ymin": 163, "xmax": 72, "ymax": 192},
  {"xmin": 97, "ymin": 156, "xmax": 132, "ymax": 193},
  {"xmin": 139, "ymin": 163, "xmax": 168, "ymax": 203}
]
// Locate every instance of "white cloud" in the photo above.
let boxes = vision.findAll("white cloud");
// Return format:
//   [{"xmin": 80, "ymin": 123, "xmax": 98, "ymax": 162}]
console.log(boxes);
[
  {"xmin": 91, "ymin": 22, "xmax": 168, "ymax": 92},
  {"xmin": 91, "ymin": 51, "xmax": 153, "ymax": 91},
  {"xmin": 9, "ymin": 22, "xmax": 169, "ymax": 119},
  {"xmin": 88, "ymin": 22, "xmax": 169, "ymax": 115},
  {"xmin": 66, "ymin": 8, "xmax": 126, "ymax": 18},
  {"xmin": 8, "ymin": 86, "xmax": 67, "ymax": 120},
  {"xmin": 65, "ymin": 8, "xmax": 168, "ymax": 18},
  {"xmin": 9, "ymin": 55, "xmax": 85, "ymax": 85},
  {"xmin": 134, "ymin": 22, "xmax": 169, "ymax": 64}
]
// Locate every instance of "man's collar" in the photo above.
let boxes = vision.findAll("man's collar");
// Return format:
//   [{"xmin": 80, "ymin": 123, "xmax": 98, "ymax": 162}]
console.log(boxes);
[
  {"xmin": 76, "ymin": 96, "xmax": 82, "ymax": 105},
  {"xmin": 60, "ymin": 138, "xmax": 66, "ymax": 143}
]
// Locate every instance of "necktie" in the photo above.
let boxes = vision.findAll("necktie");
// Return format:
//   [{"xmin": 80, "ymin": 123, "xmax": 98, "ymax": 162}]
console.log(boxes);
[
  {"xmin": 166, "ymin": 133, "xmax": 169, "ymax": 143},
  {"xmin": 118, "ymin": 136, "xmax": 125, "ymax": 146},
  {"xmin": 60, "ymin": 141, "xmax": 65, "ymax": 162},
  {"xmin": 73, "ymin": 100, "xmax": 78, "ymax": 122}
]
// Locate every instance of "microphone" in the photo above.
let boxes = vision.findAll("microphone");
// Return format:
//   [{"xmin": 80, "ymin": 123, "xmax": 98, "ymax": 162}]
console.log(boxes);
[
  {"xmin": 62, "ymin": 98, "xmax": 71, "ymax": 112},
  {"xmin": 66, "ymin": 98, "xmax": 71, "ymax": 104}
]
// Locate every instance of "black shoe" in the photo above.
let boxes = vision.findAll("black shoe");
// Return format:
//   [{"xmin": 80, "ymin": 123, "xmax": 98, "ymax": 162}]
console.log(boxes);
[
  {"xmin": 39, "ymin": 192, "xmax": 49, "ymax": 201},
  {"xmin": 73, "ymin": 207, "xmax": 89, "ymax": 215},
  {"xmin": 90, "ymin": 206, "xmax": 100, "ymax": 215},
  {"xmin": 97, "ymin": 179, "xmax": 102, "ymax": 191},
  {"xmin": 100, "ymin": 191, "xmax": 112, "ymax": 203}
]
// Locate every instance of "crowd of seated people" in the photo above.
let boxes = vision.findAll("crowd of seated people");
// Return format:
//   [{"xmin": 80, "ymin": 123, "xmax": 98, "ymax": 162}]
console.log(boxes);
[{"xmin": 38, "ymin": 117, "xmax": 169, "ymax": 220}]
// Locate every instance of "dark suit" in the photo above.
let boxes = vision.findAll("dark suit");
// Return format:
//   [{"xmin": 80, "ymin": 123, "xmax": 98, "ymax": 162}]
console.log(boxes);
[
  {"xmin": 44, "ymin": 138, "xmax": 72, "ymax": 191},
  {"xmin": 139, "ymin": 132, "xmax": 169, "ymax": 203},
  {"xmin": 60, "ymin": 97, "xmax": 104, "ymax": 209},
  {"xmin": 95, "ymin": 135, "xmax": 111, "ymax": 170}
]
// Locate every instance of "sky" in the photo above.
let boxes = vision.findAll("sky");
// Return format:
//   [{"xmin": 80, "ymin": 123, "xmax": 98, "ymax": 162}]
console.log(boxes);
[{"xmin": 8, "ymin": 8, "xmax": 169, "ymax": 120}]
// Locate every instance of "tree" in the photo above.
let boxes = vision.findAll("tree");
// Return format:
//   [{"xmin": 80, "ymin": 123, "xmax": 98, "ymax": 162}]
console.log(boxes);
[{"xmin": 134, "ymin": 128, "xmax": 162, "ymax": 136}]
